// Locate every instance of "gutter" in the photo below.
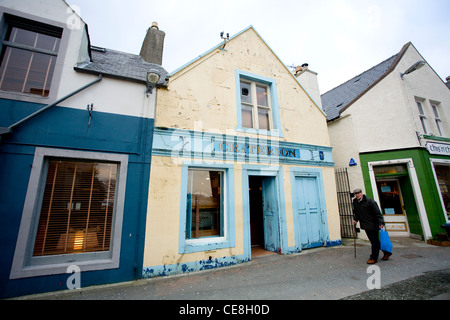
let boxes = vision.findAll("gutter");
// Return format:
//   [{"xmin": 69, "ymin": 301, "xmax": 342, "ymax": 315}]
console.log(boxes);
[{"xmin": 0, "ymin": 74, "xmax": 102, "ymax": 136}]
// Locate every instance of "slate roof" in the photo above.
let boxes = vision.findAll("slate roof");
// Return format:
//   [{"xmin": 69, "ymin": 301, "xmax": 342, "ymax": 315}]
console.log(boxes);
[
  {"xmin": 321, "ymin": 54, "xmax": 399, "ymax": 121},
  {"xmin": 75, "ymin": 47, "xmax": 169, "ymax": 86}
]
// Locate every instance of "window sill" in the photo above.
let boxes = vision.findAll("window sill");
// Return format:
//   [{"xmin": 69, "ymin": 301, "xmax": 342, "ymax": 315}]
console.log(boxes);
[{"xmin": 181, "ymin": 238, "xmax": 233, "ymax": 254}]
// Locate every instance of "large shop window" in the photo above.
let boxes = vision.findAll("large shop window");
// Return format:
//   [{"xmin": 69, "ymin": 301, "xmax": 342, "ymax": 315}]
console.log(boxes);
[
  {"xmin": 0, "ymin": 14, "xmax": 62, "ymax": 97},
  {"xmin": 10, "ymin": 148, "xmax": 127, "ymax": 279},
  {"xmin": 433, "ymin": 162, "xmax": 450, "ymax": 221},
  {"xmin": 33, "ymin": 160, "xmax": 117, "ymax": 256},
  {"xmin": 186, "ymin": 169, "xmax": 224, "ymax": 239},
  {"xmin": 179, "ymin": 164, "xmax": 235, "ymax": 253}
]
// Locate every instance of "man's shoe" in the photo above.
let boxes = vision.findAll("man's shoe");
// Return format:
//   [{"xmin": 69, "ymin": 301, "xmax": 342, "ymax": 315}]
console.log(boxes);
[
  {"xmin": 367, "ymin": 259, "xmax": 377, "ymax": 264},
  {"xmin": 382, "ymin": 252, "xmax": 392, "ymax": 261}
]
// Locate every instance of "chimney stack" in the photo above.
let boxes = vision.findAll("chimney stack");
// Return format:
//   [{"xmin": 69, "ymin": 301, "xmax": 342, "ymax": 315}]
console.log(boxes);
[{"xmin": 140, "ymin": 22, "xmax": 165, "ymax": 65}]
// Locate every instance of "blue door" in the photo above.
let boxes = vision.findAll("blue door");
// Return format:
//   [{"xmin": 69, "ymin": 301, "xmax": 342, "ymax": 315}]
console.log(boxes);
[
  {"xmin": 262, "ymin": 177, "xmax": 279, "ymax": 252},
  {"xmin": 295, "ymin": 176, "xmax": 323, "ymax": 248}
]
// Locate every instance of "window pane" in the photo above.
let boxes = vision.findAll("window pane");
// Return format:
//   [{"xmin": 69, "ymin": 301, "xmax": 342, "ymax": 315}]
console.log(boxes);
[
  {"xmin": 0, "ymin": 26, "xmax": 60, "ymax": 96},
  {"xmin": 432, "ymin": 105, "xmax": 440, "ymax": 118},
  {"xmin": 33, "ymin": 160, "xmax": 117, "ymax": 256},
  {"xmin": 0, "ymin": 47, "xmax": 56, "ymax": 96},
  {"xmin": 0, "ymin": 47, "xmax": 31, "ymax": 93},
  {"xmin": 256, "ymin": 85, "xmax": 268, "ymax": 106},
  {"xmin": 10, "ymin": 27, "xmax": 36, "ymax": 47},
  {"xmin": 258, "ymin": 107, "xmax": 270, "ymax": 130},
  {"xmin": 186, "ymin": 170, "xmax": 223, "ymax": 239},
  {"xmin": 241, "ymin": 104, "xmax": 253, "ymax": 128},
  {"xmin": 420, "ymin": 117, "xmax": 427, "ymax": 133},
  {"xmin": 417, "ymin": 101, "xmax": 424, "ymax": 115},
  {"xmin": 240, "ymin": 81, "xmax": 252, "ymax": 104}
]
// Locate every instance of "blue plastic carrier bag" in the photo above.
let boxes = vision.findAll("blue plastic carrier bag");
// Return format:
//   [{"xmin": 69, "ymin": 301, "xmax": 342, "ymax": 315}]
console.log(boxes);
[{"xmin": 380, "ymin": 228, "xmax": 393, "ymax": 253}]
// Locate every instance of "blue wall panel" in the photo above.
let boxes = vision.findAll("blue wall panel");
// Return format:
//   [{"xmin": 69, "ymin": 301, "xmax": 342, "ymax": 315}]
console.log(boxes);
[{"xmin": 0, "ymin": 98, "xmax": 153, "ymax": 298}]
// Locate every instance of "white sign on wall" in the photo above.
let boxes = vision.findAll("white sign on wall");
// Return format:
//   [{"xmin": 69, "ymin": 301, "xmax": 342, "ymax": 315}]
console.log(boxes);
[{"xmin": 426, "ymin": 142, "xmax": 450, "ymax": 156}]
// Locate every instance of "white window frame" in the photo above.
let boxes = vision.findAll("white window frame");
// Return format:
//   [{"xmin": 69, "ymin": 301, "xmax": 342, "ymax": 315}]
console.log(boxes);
[
  {"xmin": 416, "ymin": 99, "xmax": 428, "ymax": 134},
  {"xmin": 240, "ymin": 80, "xmax": 273, "ymax": 130},
  {"xmin": 10, "ymin": 147, "xmax": 128, "ymax": 279},
  {"xmin": 431, "ymin": 102, "xmax": 444, "ymax": 137}
]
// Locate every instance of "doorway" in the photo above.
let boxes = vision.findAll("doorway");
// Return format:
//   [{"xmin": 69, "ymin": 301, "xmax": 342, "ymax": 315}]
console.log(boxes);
[
  {"xmin": 376, "ymin": 179, "xmax": 410, "ymax": 236},
  {"xmin": 249, "ymin": 176, "xmax": 279, "ymax": 257}
]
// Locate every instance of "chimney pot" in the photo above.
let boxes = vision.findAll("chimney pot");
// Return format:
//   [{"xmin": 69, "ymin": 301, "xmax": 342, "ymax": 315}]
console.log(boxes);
[{"xmin": 151, "ymin": 21, "xmax": 159, "ymax": 30}]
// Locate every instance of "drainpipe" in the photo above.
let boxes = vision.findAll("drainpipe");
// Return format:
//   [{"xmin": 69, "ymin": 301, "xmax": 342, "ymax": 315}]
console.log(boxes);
[{"xmin": 0, "ymin": 74, "xmax": 103, "ymax": 137}]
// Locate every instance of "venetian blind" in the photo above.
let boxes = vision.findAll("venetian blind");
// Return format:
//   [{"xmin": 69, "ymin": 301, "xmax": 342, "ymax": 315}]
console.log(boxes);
[{"xmin": 33, "ymin": 160, "xmax": 117, "ymax": 256}]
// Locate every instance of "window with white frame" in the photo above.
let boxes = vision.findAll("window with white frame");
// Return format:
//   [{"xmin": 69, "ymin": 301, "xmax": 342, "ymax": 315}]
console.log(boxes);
[
  {"xmin": 0, "ymin": 14, "xmax": 62, "ymax": 97},
  {"xmin": 431, "ymin": 102, "xmax": 444, "ymax": 136},
  {"xmin": 240, "ymin": 80, "xmax": 272, "ymax": 130},
  {"xmin": 416, "ymin": 100, "xmax": 428, "ymax": 134},
  {"xmin": 10, "ymin": 148, "xmax": 127, "ymax": 279}
]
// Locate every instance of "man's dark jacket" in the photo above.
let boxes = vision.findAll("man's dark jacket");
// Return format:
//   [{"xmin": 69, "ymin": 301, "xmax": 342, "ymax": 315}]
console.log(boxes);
[{"xmin": 353, "ymin": 195, "xmax": 385, "ymax": 230}]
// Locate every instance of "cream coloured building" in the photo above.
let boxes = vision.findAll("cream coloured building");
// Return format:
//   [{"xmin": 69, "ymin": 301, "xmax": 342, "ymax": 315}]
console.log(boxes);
[{"xmin": 142, "ymin": 26, "xmax": 341, "ymax": 277}]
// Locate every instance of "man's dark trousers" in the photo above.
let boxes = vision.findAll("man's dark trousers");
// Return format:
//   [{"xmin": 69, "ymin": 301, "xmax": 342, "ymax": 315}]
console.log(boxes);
[{"xmin": 365, "ymin": 230, "xmax": 380, "ymax": 261}]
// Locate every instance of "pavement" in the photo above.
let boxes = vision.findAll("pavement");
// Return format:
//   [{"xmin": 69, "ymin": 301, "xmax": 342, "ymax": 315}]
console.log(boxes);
[{"xmin": 12, "ymin": 237, "xmax": 450, "ymax": 301}]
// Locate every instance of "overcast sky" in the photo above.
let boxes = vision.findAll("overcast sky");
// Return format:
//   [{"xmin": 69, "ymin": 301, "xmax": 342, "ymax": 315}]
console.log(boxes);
[{"xmin": 66, "ymin": 0, "xmax": 450, "ymax": 93}]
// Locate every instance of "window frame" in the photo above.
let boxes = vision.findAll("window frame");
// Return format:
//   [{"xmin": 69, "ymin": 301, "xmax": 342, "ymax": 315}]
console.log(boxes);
[
  {"xmin": 416, "ymin": 99, "xmax": 428, "ymax": 134},
  {"xmin": 178, "ymin": 163, "xmax": 235, "ymax": 254},
  {"xmin": 0, "ymin": 13, "xmax": 62, "ymax": 97},
  {"xmin": 0, "ymin": 10, "xmax": 68, "ymax": 104},
  {"xmin": 10, "ymin": 148, "xmax": 128, "ymax": 279},
  {"xmin": 431, "ymin": 102, "xmax": 444, "ymax": 137},
  {"xmin": 235, "ymin": 70, "xmax": 283, "ymax": 137},
  {"xmin": 185, "ymin": 168, "xmax": 225, "ymax": 240}
]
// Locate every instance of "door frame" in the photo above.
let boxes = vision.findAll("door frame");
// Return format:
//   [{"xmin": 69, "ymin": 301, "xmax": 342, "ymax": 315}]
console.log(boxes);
[
  {"xmin": 290, "ymin": 168, "xmax": 329, "ymax": 251},
  {"xmin": 375, "ymin": 178, "xmax": 411, "ymax": 236},
  {"xmin": 242, "ymin": 165, "xmax": 287, "ymax": 260},
  {"xmin": 368, "ymin": 158, "xmax": 432, "ymax": 240}
]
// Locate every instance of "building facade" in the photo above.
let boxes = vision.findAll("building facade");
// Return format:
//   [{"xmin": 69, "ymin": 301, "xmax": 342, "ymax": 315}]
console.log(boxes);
[
  {"xmin": 322, "ymin": 42, "xmax": 450, "ymax": 240},
  {"xmin": 0, "ymin": 0, "xmax": 167, "ymax": 298},
  {"xmin": 142, "ymin": 26, "xmax": 341, "ymax": 278}
]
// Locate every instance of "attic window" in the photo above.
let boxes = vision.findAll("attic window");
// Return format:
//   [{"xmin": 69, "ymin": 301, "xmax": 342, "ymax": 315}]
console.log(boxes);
[
  {"xmin": 354, "ymin": 78, "xmax": 361, "ymax": 83},
  {"xmin": 0, "ymin": 14, "xmax": 62, "ymax": 97},
  {"xmin": 336, "ymin": 103, "xmax": 343, "ymax": 108}
]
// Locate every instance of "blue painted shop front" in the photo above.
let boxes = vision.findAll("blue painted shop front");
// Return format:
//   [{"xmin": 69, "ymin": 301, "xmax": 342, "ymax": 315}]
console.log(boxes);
[{"xmin": 0, "ymin": 99, "xmax": 153, "ymax": 298}]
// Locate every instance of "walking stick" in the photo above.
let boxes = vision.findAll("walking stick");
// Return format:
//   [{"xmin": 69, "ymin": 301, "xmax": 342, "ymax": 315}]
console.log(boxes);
[{"xmin": 353, "ymin": 224, "xmax": 357, "ymax": 259}]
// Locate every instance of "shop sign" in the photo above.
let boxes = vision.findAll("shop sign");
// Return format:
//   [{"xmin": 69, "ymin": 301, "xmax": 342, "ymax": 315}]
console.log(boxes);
[
  {"xmin": 214, "ymin": 141, "xmax": 300, "ymax": 159},
  {"xmin": 426, "ymin": 142, "xmax": 450, "ymax": 156}
]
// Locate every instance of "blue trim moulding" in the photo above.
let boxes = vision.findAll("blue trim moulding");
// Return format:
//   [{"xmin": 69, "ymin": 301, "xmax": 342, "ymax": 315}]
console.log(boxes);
[{"xmin": 152, "ymin": 127, "xmax": 334, "ymax": 167}]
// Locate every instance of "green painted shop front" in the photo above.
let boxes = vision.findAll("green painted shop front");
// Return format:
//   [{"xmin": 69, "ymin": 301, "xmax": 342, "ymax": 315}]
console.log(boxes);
[{"xmin": 359, "ymin": 148, "xmax": 449, "ymax": 240}]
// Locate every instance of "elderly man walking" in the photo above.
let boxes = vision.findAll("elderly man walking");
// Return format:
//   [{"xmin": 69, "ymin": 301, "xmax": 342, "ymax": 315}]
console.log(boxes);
[{"xmin": 352, "ymin": 188, "xmax": 392, "ymax": 264}]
